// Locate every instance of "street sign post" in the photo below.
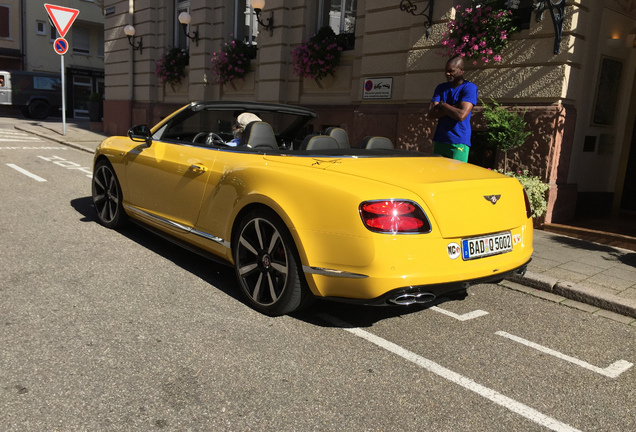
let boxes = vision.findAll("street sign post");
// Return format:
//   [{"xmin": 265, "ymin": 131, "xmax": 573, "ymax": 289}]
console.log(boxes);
[{"xmin": 44, "ymin": 4, "xmax": 80, "ymax": 136}]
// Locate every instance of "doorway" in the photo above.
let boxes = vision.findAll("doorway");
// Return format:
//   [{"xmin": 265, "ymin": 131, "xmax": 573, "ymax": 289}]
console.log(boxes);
[{"xmin": 620, "ymin": 115, "xmax": 636, "ymax": 212}]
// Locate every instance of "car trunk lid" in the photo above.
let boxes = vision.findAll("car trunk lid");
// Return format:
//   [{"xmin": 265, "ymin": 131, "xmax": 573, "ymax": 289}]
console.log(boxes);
[{"xmin": 267, "ymin": 155, "xmax": 529, "ymax": 238}]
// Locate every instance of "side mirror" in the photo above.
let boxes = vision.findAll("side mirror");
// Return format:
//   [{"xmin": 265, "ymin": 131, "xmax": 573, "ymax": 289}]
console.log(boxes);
[{"xmin": 128, "ymin": 125, "xmax": 152, "ymax": 145}]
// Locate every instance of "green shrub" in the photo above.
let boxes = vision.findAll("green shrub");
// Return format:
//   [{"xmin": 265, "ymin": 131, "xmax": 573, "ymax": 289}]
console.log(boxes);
[
  {"xmin": 88, "ymin": 92, "xmax": 102, "ymax": 102},
  {"xmin": 482, "ymin": 98, "xmax": 531, "ymax": 152},
  {"xmin": 481, "ymin": 98, "xmax": 532, "ymax": 172}
]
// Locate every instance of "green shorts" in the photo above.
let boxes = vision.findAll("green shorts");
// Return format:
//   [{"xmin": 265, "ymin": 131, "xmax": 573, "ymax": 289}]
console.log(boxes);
[{"xmin": 433, "ymin": 142, "xmax": 470, "ymax": 162}]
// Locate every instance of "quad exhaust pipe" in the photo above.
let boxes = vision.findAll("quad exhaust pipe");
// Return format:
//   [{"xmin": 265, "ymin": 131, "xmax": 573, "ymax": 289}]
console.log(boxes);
[{"xmin": 388, "ymin": 292, "xmax": 436, "ymax": 306}]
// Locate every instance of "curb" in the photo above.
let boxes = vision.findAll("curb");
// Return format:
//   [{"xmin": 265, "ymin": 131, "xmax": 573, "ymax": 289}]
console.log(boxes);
[
  {"xmin": 15, "ymin": 125, "xmax": 96, "ymax": 154},
  {"xmin": 508, "ymin": 271, "xmax": 636, "ymax": 319}
]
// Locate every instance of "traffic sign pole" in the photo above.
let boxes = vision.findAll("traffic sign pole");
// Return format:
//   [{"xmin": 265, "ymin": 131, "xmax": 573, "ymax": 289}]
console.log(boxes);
[
  {"xmin": 61, "ymin": 55, "xmax": 66, "ymax": 136},
  {"xmin": 45, "ymin": 4, "xmax": 79, "ymax": 136}
]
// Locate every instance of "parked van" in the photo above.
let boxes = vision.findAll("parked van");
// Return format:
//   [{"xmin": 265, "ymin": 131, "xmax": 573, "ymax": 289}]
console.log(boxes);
[{"xmin": 0, "ymin": 70, "xmax": 62, "ymax": 120}]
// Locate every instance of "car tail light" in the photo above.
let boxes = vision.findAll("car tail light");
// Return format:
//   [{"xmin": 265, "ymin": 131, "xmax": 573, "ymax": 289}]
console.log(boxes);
[
  {"xmin": 523, "ymin": 189, "xmax": 532, "ymax": 219},
  {"xmin": 359, "ymin": 200, "xmax": 431, "ymax": 234}
]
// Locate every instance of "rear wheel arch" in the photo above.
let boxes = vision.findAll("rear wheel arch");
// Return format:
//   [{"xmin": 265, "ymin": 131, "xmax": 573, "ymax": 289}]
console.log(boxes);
[{"xmin": 230, "ymin": 202, "xmax": 307, "ymax": 264}]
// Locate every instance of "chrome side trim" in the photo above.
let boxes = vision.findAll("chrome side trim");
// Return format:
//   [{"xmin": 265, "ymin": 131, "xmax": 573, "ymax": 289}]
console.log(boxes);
[
  {"xmin": 124, "ymin": 205, "xmax": 231, "ymax": 249},
  {"xmin": 302, "ymin": 265, "xmax": 368, "ymax": 279},
  {"xmin": 190, "ymin": 228, "xmax": 231, "ymax": 248}
]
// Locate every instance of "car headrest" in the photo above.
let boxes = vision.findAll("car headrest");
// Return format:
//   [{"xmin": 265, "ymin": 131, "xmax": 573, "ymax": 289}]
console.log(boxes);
[
  {"xmin": 300, "ymin": 135, "xmax": 340, "ymax": 151},
  {"xmin": 361, "ymin": 136, "xmax": 394, "ymax": 150},
  {"xmin": 324, "ymin": 127, "xmax": 350, "ymax": 148},
  {"xmin": 242, "ymin": 121, "xmax": 278, "ymax": 151}
]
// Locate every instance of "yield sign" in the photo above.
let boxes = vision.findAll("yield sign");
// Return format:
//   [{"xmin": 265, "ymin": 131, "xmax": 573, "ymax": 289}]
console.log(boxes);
[{"xmin": 44, "ymin": 4, "xmax": 80, "ymax": 38}]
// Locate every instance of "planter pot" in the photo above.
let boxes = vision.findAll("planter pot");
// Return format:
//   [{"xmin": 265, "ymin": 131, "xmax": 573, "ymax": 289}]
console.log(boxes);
[{"xmin": 88, "ymin": 101, "xmax": 102, "ymax": 122}]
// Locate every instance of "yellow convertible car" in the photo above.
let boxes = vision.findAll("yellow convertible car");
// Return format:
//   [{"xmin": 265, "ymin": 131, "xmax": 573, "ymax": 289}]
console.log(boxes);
[{"xmin": 92, "ymin": 101, "xmax": 533, "ymax": 316}]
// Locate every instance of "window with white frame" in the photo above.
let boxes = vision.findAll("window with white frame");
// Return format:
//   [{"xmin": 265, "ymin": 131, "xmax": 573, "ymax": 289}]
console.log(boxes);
[
  {"xmin": 175, "ymin": 0, "xmax": 190, "ymax": 50},
  {"xmin": 233, "ymin": 0, "xmax": 258, "ymax": 45},
  {"xmin": 317, "ymin": 0, "xmax": 356, "ymax": 49},
  {"xmin": 0, "ymin": 6, "xmax": 10, "ymax": 39},
  {"xmin": 72, "ymin": 26, "xmax": 91, "ymax": 55}
]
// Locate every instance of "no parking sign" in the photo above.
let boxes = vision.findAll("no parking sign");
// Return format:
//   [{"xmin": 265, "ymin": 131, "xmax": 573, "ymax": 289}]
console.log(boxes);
[{"xmin": 53, "ymin": 37, "xmax": 69, "ymax": 55}]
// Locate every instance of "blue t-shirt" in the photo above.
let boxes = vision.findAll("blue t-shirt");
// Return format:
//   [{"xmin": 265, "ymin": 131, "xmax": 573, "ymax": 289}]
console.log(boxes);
[{"xmin": 432, "ymin": 80, "xmax": 478, "ymax": 146}]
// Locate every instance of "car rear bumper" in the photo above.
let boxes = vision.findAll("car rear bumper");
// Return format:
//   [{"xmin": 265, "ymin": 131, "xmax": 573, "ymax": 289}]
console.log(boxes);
[{"xmin": 321, "ymin": 260, "xmax": 530, "ymax": 306}]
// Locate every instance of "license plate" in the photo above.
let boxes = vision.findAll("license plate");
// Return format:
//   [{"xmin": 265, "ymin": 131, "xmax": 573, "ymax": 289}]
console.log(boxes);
[{"xmin": 462, "ymin": 232, "xmax": 513, "ymax": 260}]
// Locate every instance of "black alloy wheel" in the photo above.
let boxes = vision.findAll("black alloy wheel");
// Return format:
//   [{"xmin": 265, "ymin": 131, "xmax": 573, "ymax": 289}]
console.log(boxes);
[
  {"xmin": 92, "ymin": 159, "xmax": 127, "ymax": 229},
  {"xmin": 233, "ymin": 209, "xmax": 312, "ymax": 316}
]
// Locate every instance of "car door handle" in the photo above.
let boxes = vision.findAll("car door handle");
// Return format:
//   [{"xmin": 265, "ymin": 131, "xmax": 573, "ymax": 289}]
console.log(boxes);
[{"xmin": 189, "ymin": 164, "xmax": 207, "ymax": 174}]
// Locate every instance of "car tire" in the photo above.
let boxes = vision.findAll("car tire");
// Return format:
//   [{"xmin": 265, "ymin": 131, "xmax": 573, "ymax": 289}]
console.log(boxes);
[
  {"xmin": 20, "ymin": 106, "xmax": 32, "ymax": 119},
  {"xmin": 233, "ymin": 209, "xmax": 313, "ymax": 316},
  {"xmin": 92, "ymin": 159, "xmax": 128, "ymax": 229},
  {"xmin": 28, "ymin": 100, "xmax": 50, "ymax": 120}
]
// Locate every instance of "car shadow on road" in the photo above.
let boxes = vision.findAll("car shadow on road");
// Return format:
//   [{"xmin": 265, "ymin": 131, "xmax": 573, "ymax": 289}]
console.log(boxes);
[
  {"xmin": 71, "ymin": 196, "xmax": 470, "ymax": 326},
  {"xmin": 71, "ymin": 196, "xmax": 242, "ymax": 303},
  {"xmin": 293, "ymin": 295, "xmax": 464, "ymax": 329},
  {"xmin": 71, "ymin": 195, "xmax": 98, "ymax": 223}
]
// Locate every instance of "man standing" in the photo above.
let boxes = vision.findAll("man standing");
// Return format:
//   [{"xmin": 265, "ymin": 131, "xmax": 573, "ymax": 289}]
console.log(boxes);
[{"xmin": 429, "ymin": 56, "xmax": 478, "ymax": 162}]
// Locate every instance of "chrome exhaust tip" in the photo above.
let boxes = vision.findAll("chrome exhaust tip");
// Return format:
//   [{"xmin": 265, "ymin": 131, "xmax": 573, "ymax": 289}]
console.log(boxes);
[{"xmin": 388, "ymin": 292, "xmax": 436, "ymax": 306}]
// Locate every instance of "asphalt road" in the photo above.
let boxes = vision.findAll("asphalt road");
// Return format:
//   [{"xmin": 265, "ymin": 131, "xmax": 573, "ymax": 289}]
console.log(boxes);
[{"xmin": 1, "ymin": 120, "xmax": 634, "ymax": 431}]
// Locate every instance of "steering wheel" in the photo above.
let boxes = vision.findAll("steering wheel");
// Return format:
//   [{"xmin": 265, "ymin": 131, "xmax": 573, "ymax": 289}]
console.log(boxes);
[{"xmin": 193, "ymin": 132, "xmax": 225, "ymax": 146}]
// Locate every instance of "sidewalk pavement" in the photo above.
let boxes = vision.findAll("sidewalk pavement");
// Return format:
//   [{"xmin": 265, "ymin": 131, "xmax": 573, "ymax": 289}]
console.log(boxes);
[
  {"xmin": 13, "ymin": 120, "xmax": 636, "ymax": 322},
  {"xmin": 14, "ymin": 118, "xmax": 106, "ymax": 154}
]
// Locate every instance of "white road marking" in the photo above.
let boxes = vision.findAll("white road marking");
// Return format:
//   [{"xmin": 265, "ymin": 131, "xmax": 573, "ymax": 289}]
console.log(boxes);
[
  {"xmin": 6, "ymin": 164, "xmax": 47, "ymax": 182},
  {"xmin": 37, "ymin": 155, "xmax": 92, "ymax": 176},
  {"xmin": 0, "ymin": 132, "xmax": 42, "ymax": 140},
  {"xmin": 319, "ymin": 314, "xmax": 582, "ymax": 432},
  {"xmin": 0, "ymin": 138, "xmax": 43, "ymax": 142},
  {"xmin": 431, "ymin": 306, "xmax": 489, "ymax": 321},
  {"xmin": 0, "ymin": 146, "xmax": 67, "ymax": 150},
  {"xmin": 496, "ymin": 331, "xmax": 633, "ymax": 378}
]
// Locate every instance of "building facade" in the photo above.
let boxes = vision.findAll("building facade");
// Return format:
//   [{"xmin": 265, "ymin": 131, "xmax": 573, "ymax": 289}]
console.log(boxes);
[
  {"xmin": 1, "ymin": 0, "xmax": 105, "ymax": 118},
  {"xmin": 102, "ymin": 0, "xmax": 636, "ymax": 224},
  {"xmin": 0, "ymin": 0, "xmax": 23, "ymax": 69}
]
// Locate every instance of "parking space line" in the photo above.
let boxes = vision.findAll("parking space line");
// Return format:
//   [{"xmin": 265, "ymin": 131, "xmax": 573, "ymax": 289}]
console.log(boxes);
[
  {"xmin": 496, "ymin": 331, "xmax": 633, "ymax": 378},
  {"xmin": 37, "ymin": 155, "xmax": 92, "ymax": 176},
  {"xmin": 319, "ymin": 314, "xmax": 582, "ymax": 432},
  {"xmin": 6, "ymin": 164, "xmax": 47, "ymax": 182},
  {"xmin": 431, "ymin": 306, "xmax": 489, "ymax": 321}
]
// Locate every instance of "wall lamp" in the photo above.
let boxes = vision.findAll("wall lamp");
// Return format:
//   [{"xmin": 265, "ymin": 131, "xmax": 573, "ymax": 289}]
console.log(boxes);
[
  {"xmin": 251, "ymin": 0, "xmax": 274, "ymax": 36},
  {"xmin": 178, "ymin": 11, "xmax": 199, "ymax": 46},
  {"xmin": 123, "ymin": 25, "xmax": 143, "ymax": 54},
  {"xmin": 400, "ymin": 0, "xmax": 434, "ymax": 39}
]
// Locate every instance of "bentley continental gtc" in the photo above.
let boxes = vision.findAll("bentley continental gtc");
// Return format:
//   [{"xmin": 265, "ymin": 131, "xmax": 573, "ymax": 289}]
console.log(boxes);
[{"xmin": 92, "ymin": 101, "xmax": 533, "ymax": 316}]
